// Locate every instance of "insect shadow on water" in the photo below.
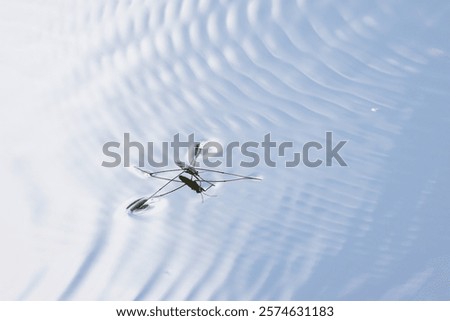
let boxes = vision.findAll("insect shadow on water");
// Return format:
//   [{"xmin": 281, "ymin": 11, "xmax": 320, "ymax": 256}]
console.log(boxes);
[{"xmin": 126, "ymin": 143, "xmax": 261, "ymax": 215}]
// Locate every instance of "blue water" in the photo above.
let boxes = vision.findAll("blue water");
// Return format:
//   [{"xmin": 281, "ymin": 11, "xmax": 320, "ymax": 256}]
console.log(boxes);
[{"xmin": 0, "ymin": 0, "xmax": 449, "ymax": 300}]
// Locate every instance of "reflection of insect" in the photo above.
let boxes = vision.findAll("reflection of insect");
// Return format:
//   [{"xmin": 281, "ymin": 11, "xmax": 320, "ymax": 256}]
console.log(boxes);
[{"xmin": 127, "ymin": 143, "xmax": 261, "ymax": 214}]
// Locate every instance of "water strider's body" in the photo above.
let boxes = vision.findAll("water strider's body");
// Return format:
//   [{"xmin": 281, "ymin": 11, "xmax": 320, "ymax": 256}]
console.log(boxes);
[
  {"xmin": 126, "ymin": 144, "xmax": 261, "ymax": 214},
  {"xmin": 179, "ymin": 175, "xmax": 205, "ymax": 193}
]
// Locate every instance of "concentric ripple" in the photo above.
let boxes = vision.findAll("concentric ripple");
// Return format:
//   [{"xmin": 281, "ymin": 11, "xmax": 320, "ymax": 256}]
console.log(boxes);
[{"xmin": 1, "ymin": 0, "xmax": 449, "ymax": 300}]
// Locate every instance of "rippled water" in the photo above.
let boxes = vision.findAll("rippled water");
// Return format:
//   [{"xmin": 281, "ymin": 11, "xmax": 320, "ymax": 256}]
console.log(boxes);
[{"xmin": 1, "ymin": 0, "xmax": 449, "ymax": 300}]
